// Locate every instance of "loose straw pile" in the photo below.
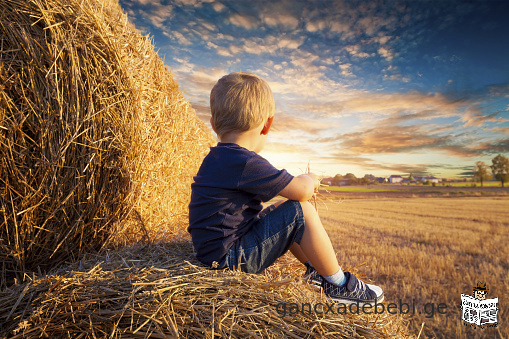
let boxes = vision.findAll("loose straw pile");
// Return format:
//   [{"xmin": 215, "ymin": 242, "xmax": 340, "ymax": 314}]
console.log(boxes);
[
  {"xmin": 0, "ymin": 242, "xmax": 412, "ymax": 338},
  {"xmin": 0, "ymin": 0, "xmax": 214, "ymax": 287}
]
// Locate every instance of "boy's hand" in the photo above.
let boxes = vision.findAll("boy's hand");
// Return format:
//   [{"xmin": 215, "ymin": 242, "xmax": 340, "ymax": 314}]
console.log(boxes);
[
  {"xmin": 279, "ymin": 173, "xmax": 320, "ymax": 202},
  {"xmin": 305, "ymin": 173, "xmax": 321, "ymax": 192}
]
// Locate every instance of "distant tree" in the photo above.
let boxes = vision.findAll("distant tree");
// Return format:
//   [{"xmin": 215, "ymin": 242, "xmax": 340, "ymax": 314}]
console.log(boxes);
[
  {"xmin": 344, "ymin": 173, "xmax": 358, "ymax": 185},
  {"xmin": 359, "ymin": 177, "xmax": 370, "ymax": 185},
  {"xmin": 491, "ymin": 154, "xmax": 509, "ymax": 187},
  {"xmin": 364, "ymin": 174, "xmax": 376, "ymax": 182},
  {"xmin": 344, "ymin": 173, "xmax": 357, "ymax": 180},
  {"xmin": 332, "ymin": 174, "xmax": 343, "ymax": 186},
  {"xmin": 473, "ymin": 161, "xmax": 490, "ymax": 187}
]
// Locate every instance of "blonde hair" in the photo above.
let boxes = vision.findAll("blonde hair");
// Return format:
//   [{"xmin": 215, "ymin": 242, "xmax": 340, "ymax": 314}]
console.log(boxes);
[{"xmin": 210, "ymin": 72, "xmax": 275, "ymax": 139}]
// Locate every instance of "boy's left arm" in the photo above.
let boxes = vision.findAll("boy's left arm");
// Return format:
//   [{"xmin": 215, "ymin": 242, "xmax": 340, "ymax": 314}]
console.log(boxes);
[{"xmin": 278, "ymin": 173, "xmax": 320, "ymax": 202}]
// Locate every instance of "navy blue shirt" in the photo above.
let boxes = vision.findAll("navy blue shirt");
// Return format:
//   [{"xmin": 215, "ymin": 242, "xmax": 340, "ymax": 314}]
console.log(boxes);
[{"xmin": 188, "ymin": 143, "xmax": 294, "ymax": 266}]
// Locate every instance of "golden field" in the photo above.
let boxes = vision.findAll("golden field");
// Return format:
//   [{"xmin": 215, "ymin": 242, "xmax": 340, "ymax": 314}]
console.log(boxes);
[{"xmin": 315, "ymin": 194, "xmax": 508, "ymax": 339}]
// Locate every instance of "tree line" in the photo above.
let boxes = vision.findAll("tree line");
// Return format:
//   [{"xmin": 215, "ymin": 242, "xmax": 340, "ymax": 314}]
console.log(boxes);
[{"xmin": 473, "ymin": 154, "xmax": 509, "ymax": 187}]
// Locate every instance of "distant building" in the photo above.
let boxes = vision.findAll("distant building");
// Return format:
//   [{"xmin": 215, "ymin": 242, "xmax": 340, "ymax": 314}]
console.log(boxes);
[
  {"xmin": 415, "ymin": 176, "xmax": 442, "ymax": 184},
  {"xmin": 389, "ymin": 175, "xmax": 403, "ymax": 183},
  {"xmin": 322, "ymin": 177, "xmax": 334, "ymax": 185},
  {"xmin": 376, "ymin": 177, "xmax": 388, "ymax": 183}
]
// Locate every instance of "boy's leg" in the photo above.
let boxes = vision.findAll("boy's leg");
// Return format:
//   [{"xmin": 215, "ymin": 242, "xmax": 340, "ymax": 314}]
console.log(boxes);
[
  {"xmin": 289, "ymin": 242, "xmax": 308, "ymax": 264},
  {"xmin": 294, "ymin": 201, "xmax": 384, "ymax": 305},
  {"xmin": 291, "ymin": 201, "xmax": 339, "ymax": 276}
]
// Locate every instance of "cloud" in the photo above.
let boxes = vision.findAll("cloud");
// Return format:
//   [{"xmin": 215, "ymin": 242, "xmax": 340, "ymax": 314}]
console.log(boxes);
[
  {"xmin": 262, "ymin": 13, "xmax": 299, "ymax": 30},
  {"xmin": 331, "ymin": 126, "xmax": 453, "ymax": 154},
  {"xmin": 340, "ymin": 63, "xmax": 354, "ymax": 77},
  {"xmin": 378, "ymin": 46, "xmax": 394, "ymax": 61},
  {"xmin": 212, "ymin": 2, "xmax": 225, "ymax": 12},
  {"xmin": 460, "ymin": 104, "xmax": 509, "ymax": 127},
  {"xmin": 472, "ymin": 138, "xmax": 509, "ymax": 155},
  {"xmin": 271, "ymin": 112, "xmax": 333, "ymax": 135},
  {"xmin": 489, "ymin": 127, "xmax": 509, "ymax": 135},
  {"xmin": 165, "ymin": 31, "xmax": 192, "ymax": 45},
  {"xmin": 345, "ymin": 44, "xmax": 372, "ymax": 58},
  {"xmin": 324, "ymin": 154, "xmax": 430, "ymax": 175},
  {"xmin": 172, "ymin": 0, "xmax": 214, "ymax": 6},
  {"xmin": 286, "ymin": 91, "xmax": 470, "ymax": 123},
  {"xmin": 189, "ymin": 103, "xmax": 211, "ymax": 123},
  {"xmin": 229, "ymin": 13, "xmax": 259, "ymax": 30}
]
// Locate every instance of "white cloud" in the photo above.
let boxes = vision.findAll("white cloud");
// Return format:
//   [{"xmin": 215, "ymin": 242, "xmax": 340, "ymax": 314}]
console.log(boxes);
[
  {"xmin": 378, "ymin": 46, "xmax": 394, "ymax": 61},
  {"xmin": 212, "ymin": 2, "xmax": 225, "ymax": 12},
  {"xmin": 165, "ymin": 30, "xmax": 192, "ymax": 45},
  {"xmin": 262, "ymin": 13, "xmax": 299, "ymax": 30},
  {"xmin": 229, "ymin": 13, "xmax": 258, "ymax": 30},
  {"xmin": 173, "ymin": 0, "xmax": 214, "ymax": 6},
  {"xmin": 345, "ymin": 44, "xmax": 372, "ymax": 58},
  {"xmin": 340, "ymin": 63, "xmax": 354, "ymax": 77}
]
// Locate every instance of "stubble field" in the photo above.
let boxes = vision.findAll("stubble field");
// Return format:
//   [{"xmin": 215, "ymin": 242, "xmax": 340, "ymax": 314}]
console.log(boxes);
[{"xmin": 314, "ymin": 193, "xmax": 508, "ymax": 338}]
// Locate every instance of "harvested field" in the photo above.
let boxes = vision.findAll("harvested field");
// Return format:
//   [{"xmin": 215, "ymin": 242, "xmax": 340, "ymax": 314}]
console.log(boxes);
[{"xmin": 312, "ymin": 196, "xmax": 509, "ymax": 339}]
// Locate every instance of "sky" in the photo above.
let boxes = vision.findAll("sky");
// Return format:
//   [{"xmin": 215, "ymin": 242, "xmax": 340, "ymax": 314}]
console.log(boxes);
[{"xmin": 119, "ymin": 0, "xmax": 509, "ymax": 179}]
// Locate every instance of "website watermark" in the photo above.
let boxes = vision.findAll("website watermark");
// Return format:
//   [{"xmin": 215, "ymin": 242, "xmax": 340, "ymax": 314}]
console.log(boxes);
[{"xmin": 275, "ymin": 299, "xmax": 448, "ymax": 318}]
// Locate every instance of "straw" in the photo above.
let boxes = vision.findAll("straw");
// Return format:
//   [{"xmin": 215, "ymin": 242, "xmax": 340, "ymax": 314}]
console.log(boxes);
[
  {"xmin": 0, "ymin": 241, "xmax": 412, "ymax": 338},
  {"xmin": 0, "ymin": 0, "xmax": 214, "ymax": 288}
]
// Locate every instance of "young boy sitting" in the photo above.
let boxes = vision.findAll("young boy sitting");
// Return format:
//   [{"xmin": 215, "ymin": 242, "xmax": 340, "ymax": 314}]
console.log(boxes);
[{"xmin": 188, "ymin": 72, "xmax": 383, "ymax": 305}]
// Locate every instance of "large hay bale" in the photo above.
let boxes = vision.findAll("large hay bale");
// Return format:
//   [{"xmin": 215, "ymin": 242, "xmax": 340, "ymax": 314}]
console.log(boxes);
[{"xmin": 0, "ymin": 0, "xmax": 214, "ymax": 287}]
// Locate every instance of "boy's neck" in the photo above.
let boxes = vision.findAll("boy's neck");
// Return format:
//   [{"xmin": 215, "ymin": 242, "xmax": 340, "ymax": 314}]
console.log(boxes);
[{"xmin": 220, "ymin": 123, "xmax": 266, "ymax": 153}]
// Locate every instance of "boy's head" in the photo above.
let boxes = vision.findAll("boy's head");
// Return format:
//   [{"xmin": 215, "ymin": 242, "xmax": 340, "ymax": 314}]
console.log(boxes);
[{"xmin": 210, "ymin": 72, "xmax": 275, "ymax": 139}]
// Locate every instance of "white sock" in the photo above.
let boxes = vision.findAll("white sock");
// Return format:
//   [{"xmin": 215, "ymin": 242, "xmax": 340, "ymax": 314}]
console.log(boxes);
[{"xmin": 324, "ymin": 268, "xmax": 346, "ymax": 286}]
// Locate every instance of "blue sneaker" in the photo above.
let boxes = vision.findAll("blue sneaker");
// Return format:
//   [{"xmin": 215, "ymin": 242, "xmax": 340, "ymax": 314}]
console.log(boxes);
[
  {"xmin": 304, "ymin": 263, "xmax": 321, "ymax": 288},
  {"xmin": 321, "ymin": 271, "xmax": 384, "ymax": 305}
]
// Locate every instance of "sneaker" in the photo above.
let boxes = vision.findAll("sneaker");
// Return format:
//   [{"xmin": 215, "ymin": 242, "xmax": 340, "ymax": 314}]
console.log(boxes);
[
  {"xmin": 321, "ymin": 271, "xmax": 384, "ymax": 305},
  {"xmin": 304, "ymin": 263, "xmax": 321, "ymax": 288}
]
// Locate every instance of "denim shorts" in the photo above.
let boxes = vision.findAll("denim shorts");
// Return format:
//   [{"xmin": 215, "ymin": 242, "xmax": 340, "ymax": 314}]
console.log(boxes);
[{"xmin": 218, "ymin": 200, "xmax": 305, "ymax": 274}]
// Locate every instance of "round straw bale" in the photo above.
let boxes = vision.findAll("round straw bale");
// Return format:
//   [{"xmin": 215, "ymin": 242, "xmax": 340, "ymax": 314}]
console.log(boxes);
[{"xmin": 0, "ymin": 0, "xmax": 214, "ymax": 288}]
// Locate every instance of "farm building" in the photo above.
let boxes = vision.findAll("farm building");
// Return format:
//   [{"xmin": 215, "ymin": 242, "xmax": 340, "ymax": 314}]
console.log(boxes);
[{"xmin": 389, "ymin": 175, "xmax": 404, "ymax": 183}]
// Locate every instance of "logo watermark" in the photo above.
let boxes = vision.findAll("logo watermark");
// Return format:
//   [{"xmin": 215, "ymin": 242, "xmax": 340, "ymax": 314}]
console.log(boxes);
[
  {"xmin": 275, "ymin": 299, "xmax": 447, "ymax": 318},
  {"xmin": 461, "ymin": 281, "xmax": 499, "ymax": 329}
]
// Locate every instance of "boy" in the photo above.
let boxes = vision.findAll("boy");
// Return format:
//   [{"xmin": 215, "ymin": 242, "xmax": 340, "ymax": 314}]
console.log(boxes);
[{"xmin": 188, "ymin": 72, "xmax": 383, "ymax": 305}]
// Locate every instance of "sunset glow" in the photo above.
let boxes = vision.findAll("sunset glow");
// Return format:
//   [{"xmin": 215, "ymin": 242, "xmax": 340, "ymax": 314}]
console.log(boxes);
[{"xmin": 120, "ymin": 0, "xmax": 509, "ymax": 179}]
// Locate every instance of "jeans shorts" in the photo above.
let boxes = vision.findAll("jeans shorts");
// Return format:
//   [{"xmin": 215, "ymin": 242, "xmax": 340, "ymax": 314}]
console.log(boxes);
[{"xmin": 218, "ymin": 200, "xmax": 305, "ymax": 274}]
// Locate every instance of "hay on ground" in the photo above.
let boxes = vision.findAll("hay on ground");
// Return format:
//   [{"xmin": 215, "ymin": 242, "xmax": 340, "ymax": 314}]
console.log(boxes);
[
  {"xmin": 0, "ymin": 242, "xmax": 412, "ymax": 338},
  {"xmin": 0, "ymin": 0, "xmax": 214, "ymax": 287}
]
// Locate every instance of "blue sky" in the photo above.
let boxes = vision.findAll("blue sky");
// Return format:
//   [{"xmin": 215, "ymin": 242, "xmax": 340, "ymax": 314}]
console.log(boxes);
[{"xmin": 119, "ymin": 0, "xmax": 509, "ymax": 179}]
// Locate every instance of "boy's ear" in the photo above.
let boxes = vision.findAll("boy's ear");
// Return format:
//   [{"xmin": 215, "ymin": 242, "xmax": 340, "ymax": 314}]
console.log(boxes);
[{"xmin": 261, "ymin": 116, "xmax": 274, "ymax": 135}]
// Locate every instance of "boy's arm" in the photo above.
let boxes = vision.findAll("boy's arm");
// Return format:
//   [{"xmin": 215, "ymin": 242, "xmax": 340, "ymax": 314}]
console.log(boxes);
[{"xmin": 279, "ymin": 173, "xmax": 320, "ymax": 202}]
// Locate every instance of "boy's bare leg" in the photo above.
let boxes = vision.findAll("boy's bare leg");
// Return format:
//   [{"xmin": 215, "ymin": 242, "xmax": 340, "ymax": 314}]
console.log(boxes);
[
  {"xmin": 290, "ymin": 201, "xmax": 340, "ymax": 276},
  {"xmin": 289, "ymin": 243, "xmax": 308, "ymax": 264}
]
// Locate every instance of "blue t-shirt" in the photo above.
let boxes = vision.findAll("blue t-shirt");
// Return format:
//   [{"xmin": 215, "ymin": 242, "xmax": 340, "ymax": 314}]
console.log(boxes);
[{"xmin": 188, "ymin": 142, "xmax": 294, "ymax": 266}]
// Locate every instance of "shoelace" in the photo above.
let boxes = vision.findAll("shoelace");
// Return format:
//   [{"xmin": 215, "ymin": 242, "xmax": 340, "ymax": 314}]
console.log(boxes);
[{"xmin": 356, "ymin": 279, "xmax": 367, "ymax": 291}]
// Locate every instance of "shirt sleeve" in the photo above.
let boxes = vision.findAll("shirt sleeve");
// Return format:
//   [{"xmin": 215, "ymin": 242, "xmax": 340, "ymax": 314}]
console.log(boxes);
[{"xmin": 238, "ymin": 154, "xmax": 293, "ymax": 202}]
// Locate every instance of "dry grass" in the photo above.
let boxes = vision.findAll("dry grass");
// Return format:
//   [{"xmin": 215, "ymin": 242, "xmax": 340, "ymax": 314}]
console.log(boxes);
[
  {"xmin": 0, "ymin": 240, "xmax": 412, "ymax": 338},
  {"xmin": 0, "ymin": 0, "xmax": 214, "ymax": 288},
  {"xmin": 315, "ymin": 196, "xmax": 509, "ymax": 339}
]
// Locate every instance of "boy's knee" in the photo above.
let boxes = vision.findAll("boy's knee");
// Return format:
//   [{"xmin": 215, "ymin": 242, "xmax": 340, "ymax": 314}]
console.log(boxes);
[{"xmin": 299, "ymin": 201, "xmax": 318, "ymax": 216}]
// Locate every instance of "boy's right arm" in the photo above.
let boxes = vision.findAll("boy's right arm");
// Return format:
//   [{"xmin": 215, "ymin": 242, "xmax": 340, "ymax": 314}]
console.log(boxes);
[{"xmin": 279, "ymin": 173, "xmax": 320, "ymax": 202}]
